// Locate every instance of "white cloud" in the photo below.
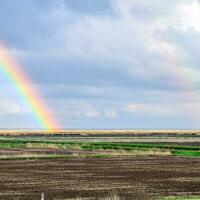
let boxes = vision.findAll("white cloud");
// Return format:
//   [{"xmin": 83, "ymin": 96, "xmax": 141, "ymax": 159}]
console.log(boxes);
[
  {"xmin": 123, "ymin": 102, "xmax": 200, "ymax": 123},
  {"xmin": 60, "ymin": 0, "xmax": 200, "ymax": 87},
  {"xmin": 64, "ymin": 2, "xmax": 151, "ymax": 64},
  {"xmin": 53, "ymin": 100, "xmax": 100, "ymax": 119},
  {"xmin": 123, "ymin": 103, "xmax": 174, "ymax": 117},
  {"xmin": 0, "ymin": 100, "xmax": 28, "ymax": 115},
  {"xmin": 179, "ymin": 0, "xmax": 200, "ymax": 31}
]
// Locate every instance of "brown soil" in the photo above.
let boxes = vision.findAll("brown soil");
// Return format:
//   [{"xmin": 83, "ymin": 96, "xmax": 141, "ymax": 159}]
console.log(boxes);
[{"xmin": 0, "ymin": 157, "xmax": 200, "ymax": 200}]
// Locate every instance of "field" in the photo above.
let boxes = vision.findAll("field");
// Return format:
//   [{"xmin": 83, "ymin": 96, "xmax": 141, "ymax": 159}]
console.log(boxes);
[
  {"xmin": 1, "ymin": 157, "xmax": 200, "ymax": 200},
  {"xmin": 1, "ymin": 130, "xmax": 200, "ymax": 199}
]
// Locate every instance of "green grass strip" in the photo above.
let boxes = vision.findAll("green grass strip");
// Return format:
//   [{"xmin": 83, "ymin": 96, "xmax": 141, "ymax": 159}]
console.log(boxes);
[
  {"xmin": 158, "ymin": 196, "xmax": 200, "ymax": 200},
  {"xmin": 172, "ymin": 150, "xmax": 200, "ymax": 157}
]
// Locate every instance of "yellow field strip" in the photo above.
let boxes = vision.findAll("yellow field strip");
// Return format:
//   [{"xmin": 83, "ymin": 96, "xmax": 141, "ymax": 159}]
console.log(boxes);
[{"xmin": 0, "ymin": 129, "xmax": 200, "ymax": 135}]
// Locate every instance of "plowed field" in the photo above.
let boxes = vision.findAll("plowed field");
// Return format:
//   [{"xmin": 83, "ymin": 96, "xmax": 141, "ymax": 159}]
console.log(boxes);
[{"xmin": 0, "ymin": 157, "xmax": 200, "ymax": 199}]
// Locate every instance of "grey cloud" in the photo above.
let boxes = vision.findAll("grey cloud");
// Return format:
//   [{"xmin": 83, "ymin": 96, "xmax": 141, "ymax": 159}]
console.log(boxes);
[{"xmin": 0, "ymin": 0, "xmax": 200, "ymax": 128}]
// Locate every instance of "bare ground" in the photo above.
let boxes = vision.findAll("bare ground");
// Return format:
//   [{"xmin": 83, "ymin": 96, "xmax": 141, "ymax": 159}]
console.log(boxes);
[{"xmin": 0, "ymin": 157, "xmax": 200, "ymax": 199}]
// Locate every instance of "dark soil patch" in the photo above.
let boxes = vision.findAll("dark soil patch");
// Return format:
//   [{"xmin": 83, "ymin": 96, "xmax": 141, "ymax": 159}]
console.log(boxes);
[{"xmin": 0, "ymin": 157, "xmax": 200, "ymax": 199}]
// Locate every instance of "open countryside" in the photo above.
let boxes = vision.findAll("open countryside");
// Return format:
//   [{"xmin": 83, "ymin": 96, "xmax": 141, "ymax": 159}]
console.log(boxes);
[{"xmin": 0, "ymin": 130, "xmax": 200, "ymax": 199}]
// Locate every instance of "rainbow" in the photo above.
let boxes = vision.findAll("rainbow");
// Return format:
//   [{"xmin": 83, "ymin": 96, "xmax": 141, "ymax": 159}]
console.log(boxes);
[{"xmin": 0, "ymin": 43, "xmax": 59, "ymax": 130}]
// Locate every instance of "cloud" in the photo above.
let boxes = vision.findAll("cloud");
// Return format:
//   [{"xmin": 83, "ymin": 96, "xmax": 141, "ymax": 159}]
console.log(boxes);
[
  {"xmin": 123, "ymin": 103, "xmax": 174, "ymax": 117},
  {"xmin": 2, "ymin": 0, "xmax": 199, "ymax": 92},
  {"xmin": 53, "ymin": 100, "xmax": 100, "ymax": 119},
  {"xmin": 123, "ymin": 102, "xmax": 200, "ymax": 123},
  {"xmin": 1, "ymin": 0, "xmax": 200, "ymax": 128},
  {"xmin": 0, "ymin": 100, "xmax": 28, "ymax": 115},
  {"xmin": 179, "ymin": 0, "xmax": 200, "ymax": 31}
]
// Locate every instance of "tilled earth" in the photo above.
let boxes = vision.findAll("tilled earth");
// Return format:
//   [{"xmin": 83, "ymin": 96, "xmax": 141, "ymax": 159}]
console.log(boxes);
[{"xmin": 0, "ymin": 157, "xmax": 200, "ymax": 200}]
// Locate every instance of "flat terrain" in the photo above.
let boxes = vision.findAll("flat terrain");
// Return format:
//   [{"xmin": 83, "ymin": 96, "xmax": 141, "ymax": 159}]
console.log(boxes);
[
  {"xmin": 1, "ymin": 129, "xmax": 200, "ymax": 136},
  {"xmin": 1, "ymin": 132, "xmax": 200, "ymax": 199},
  {"xmin": 0, "ymin": 157, "xmax": 200, "ymax": 200}
]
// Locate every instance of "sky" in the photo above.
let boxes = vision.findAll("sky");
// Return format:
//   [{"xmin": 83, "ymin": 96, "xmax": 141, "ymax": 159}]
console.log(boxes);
[{"xmin": 1, "ymin": 0, "xmax": 200, "ymax": 129}]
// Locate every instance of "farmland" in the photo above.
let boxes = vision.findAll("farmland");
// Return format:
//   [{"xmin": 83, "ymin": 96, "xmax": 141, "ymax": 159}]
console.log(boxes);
[{"xmin": 1, "ymin": 131, "xmax": 200, "ymax": 199}]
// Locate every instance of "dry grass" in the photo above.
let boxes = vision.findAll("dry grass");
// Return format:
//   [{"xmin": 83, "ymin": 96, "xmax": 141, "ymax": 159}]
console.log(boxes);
[
  {"xmin": 0, "ymin": 148, "xmax": 171, "ymax": 160},
  {"xmin": 25, "ymin": 143, "xmax": 61, "ymax": 149},
  {"xmin": 25, "ymin": 142, "xmax": 82, "ymax": 150},
  {"xmin": 0, "ymin": 153, "xmax": 50, "ymax": 159},
  {"xmin": 106, "ymin": 149, "xmax": 172, "ymax": 156},
  {"xmin": 102, "ymin": 194, "xmax": 120, "ymax": 200},
  {"xmin": 1, "ymin": 129, "xmax": 200, "ymax": 136},
  {"xmin": 101, "ymin": 190, "xmax": 150, "ymax": 200}
]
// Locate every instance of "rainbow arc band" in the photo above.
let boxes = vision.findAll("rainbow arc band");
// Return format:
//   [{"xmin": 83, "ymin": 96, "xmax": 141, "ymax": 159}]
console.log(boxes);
[{"xmin": 0, "ymin": 44, "xmax": 59, "ymax": 130}]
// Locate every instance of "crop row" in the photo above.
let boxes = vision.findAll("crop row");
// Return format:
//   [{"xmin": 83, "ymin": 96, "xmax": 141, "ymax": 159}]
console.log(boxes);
[{"xmin": 0, "ymin": 139, "xmax": 200, "ymax": 157}]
